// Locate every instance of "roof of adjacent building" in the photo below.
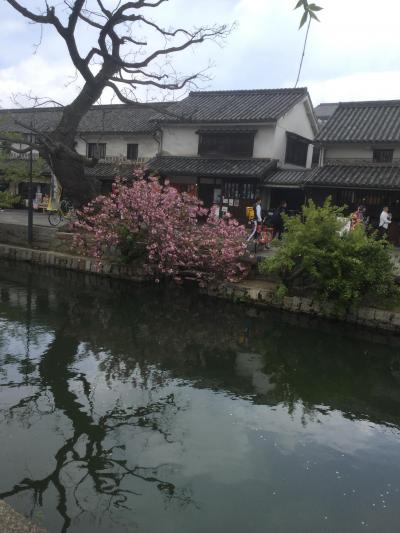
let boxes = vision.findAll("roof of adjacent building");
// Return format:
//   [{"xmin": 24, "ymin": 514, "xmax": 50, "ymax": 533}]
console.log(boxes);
[
  {"xmin": 305, "ymin": 165, "xmax": 400, "ymax": 189},
  {"xmin": 317, "ymin": 100, "xmax": 400, "ymax": 143},
  {"xmin": 314, "ymin": 103, "xmax": 339, "ymax": 121},
  {"xmin": 152, "ymin": 88, "xmax": 309, "ymax": 124},
  {"xmin": 147, "ymin": 155, "xmax": 277, "ymax": 179},
  {"xmin": 262, "ymin": 164, "xmax": 400, "ymax": 190},
  {"xmin": 0, "ymin": 103, "xmax": 171, "ymax": 135}
]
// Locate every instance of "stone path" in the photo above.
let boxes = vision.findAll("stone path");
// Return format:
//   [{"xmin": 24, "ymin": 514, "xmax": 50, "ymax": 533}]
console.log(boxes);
[
  {"xmin": 0, "ymin": 501, "xmax": 47, "ymax": 533},
  {"xmin": 0, "ymin": 209, "xmax": 65, "ymax": 228}
]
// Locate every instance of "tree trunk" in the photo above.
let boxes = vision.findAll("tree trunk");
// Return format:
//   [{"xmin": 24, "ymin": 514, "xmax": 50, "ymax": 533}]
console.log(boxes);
[
  {"xmin": 45, "ymin": 71, "xmax": 116, "ymax": 207},
  {"xmin": 50, "ymin": 149, "xmax": 100, "ymax": 207}
]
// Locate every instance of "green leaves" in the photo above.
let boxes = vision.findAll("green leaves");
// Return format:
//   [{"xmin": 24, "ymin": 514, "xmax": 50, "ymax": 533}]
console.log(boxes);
[
  {"xmin": 295, "ymin": 0, "xmax": 323, "ymax": 29},
  {"xmin": 259, "ymin": 198, "xmax": 397, "ymax": 309},
  {"xmin": 299, "ymin": 11, "xmax": 309, "ymax": 28}
]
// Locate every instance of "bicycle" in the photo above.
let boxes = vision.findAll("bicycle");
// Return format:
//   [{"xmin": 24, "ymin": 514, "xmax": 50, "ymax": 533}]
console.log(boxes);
[{"xmin": 48, "ymin": 200, "xmax": 76, "ymax": 227}]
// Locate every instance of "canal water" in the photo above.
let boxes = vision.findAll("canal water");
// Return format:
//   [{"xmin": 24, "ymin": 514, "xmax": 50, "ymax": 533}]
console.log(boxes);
[{"xmin": 1, "ymin": 262, "xmax": 400, "ymax": 533}]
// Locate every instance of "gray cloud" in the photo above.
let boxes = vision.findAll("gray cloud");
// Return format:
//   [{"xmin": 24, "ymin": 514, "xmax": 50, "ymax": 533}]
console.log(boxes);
[{"xmin": 1, "ymin": 0, "xmax": 399, "ymax": 108}]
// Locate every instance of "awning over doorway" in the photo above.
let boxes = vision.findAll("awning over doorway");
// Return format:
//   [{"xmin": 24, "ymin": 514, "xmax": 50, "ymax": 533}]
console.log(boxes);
[{"xmin": 263, "ymin": 169, "xmax": 310, "ymax": 187}]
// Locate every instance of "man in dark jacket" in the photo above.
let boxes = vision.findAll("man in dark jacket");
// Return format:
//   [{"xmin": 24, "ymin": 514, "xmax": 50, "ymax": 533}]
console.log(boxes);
[{"xmin": 271, "ymin": 201, "xmax": 287, "ymax": 239}]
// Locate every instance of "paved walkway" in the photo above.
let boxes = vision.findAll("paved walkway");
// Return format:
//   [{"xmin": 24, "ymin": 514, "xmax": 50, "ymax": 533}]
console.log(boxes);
[{"xmin": 0, "ymin": 209, "xmax": 65, "ymax": 228}]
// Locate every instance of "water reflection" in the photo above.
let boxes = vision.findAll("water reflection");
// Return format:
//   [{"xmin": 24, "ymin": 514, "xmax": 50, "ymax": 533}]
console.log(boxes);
[{"xmin": 1, "ymin": 261, "xmax": 400, "ymax": 532}]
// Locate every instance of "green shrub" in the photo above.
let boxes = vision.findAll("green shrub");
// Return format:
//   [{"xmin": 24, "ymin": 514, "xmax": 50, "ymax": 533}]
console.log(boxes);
[
  {"xmin": 259, "ymin": 198, "xmax": 397, "ymax": 308},
  {"xmin": 0, "ymin": 191, "xmax": 21, "ymax": 208}
]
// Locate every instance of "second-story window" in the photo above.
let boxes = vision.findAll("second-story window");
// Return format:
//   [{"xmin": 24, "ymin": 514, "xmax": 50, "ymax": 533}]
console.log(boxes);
[
  {"xmin": 285, "ymin": 133, "xmax": 309, "ymax": 167},
  {"xmin": 127, "ymin": 143, "xmax": 138, "ymax": 160},
  {"xmin": 198, "ymin": 132, "xmax": 254, "ymax": 157},
  {"xmin": 373, "ymin": 149, "xmax": 393, "ymax": 163},
  {"xmin": 87, "ymin": 143, "xmax": 106, "ymax": 159},
  {"xmin": 22, "ymin": 132, "xmax": 38, "ymax": 144}
]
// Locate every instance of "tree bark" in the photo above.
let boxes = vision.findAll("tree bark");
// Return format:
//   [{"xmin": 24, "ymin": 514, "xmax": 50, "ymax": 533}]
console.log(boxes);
[
  {"xmin": 45, "ymin": 73, "xmax": 116, "ymax": 207},
  {"xmin": 49, "ymin": 150, "xmax": 99, "ymax": 207}
]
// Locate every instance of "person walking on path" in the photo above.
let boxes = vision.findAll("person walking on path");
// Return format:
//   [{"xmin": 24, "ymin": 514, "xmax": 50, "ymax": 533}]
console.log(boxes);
[
  {"xmin": 271, "ymin": 201, "xmax": 287, "ymax": 240},
  {"xmin": 247, "ymin": 197, "xmax": 262, "ymax": 242},
  {"xmin": 379, "ymin": 206, "xmax": 391, "ymax": 239},
  {"xmin": 350, "ymin": 205, "xmax": 366, "ymax": 231}
]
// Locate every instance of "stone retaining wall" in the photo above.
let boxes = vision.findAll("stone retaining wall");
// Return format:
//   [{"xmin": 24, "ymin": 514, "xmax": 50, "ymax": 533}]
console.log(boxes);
[
  {"xmin": 0, "ymin": 241, "xmax": 399, "ymax": 333},
  {"xmin": 206, "ymin": 281, "xmax": 400, "ymax": 332},
  {"xmin": 0, "ymin": 243, "xmax": 145, "ymax": 281},
  {"xmin": 0, "ymin": 223, "xmax": 75, "ymax": 254}
]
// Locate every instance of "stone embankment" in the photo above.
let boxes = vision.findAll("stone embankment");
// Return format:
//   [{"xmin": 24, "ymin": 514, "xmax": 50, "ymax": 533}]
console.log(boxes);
[
  {"xmin": 1, "ymin": 220, "xmax": 400, "ymax": 332},
  {"xmin": 0, "ymin": 500, "xmax": 47, "ymax": 533},
  {"xmin": 205, "ymin": 279, "xmax": 400, "ymax": 332},
  {"xmin": 0, "ymin": 242, "xmax": 144, "ymax": 282}
]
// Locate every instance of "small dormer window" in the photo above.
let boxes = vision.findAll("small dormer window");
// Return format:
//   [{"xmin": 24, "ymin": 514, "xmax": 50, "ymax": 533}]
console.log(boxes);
[
  {"xmin": 373, "ymin": 149, "xmax": 393, "ymax": 163},
  {"xmin": 285, "ymin": 132, "xmax": 309, "ymax": 167}
]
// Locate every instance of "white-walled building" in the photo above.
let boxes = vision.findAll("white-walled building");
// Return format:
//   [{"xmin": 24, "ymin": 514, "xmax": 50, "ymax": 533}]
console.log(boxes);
[
  {"xmin": 0, "ymin": 89, "xmax": 319, "ymax": 217},
  {"xmin": 0, "ymin": 103, "xmax": 169, "ymax": 197},
  {"xmin": 308, "ymin": 100, "xmax": 400, "ymax": 222},
  {"xmin": 148, "ymin": 88, "xmax": 318, "ymax": 219}
]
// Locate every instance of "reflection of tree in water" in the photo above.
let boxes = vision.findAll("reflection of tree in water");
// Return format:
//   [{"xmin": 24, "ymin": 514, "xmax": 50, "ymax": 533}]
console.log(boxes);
[
  {"xmin": 2, "ymin": 263, "xmax": 400, "ymax": 531},
  {"xmin": 0, "ymin": 324, "xmax": 196, "ymax": 532}
]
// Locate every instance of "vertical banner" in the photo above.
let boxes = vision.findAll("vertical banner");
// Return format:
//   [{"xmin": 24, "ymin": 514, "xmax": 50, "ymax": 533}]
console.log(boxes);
[{"xmin": 47, "ymin": 171, "xmax": 62, "ymax": 211}]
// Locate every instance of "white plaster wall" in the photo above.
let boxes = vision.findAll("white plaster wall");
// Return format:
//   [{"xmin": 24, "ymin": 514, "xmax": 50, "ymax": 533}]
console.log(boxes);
[
  {"xmin": 161, "ymin": 124, "xmax": 276, "ymax": 157},
  {"xmin": 75, "ymin": 134, "xmax": 159, "ymax": 159},
  {"xmin": 325, "ymin": 143, "xmax": 400, "ymax": 161},
  {"xmin": 161, "ymin": 126, "xmax": 200, "ymax": 156},
  {"xmin": 253, "ymin": 127, "xmax": 275, "ymax": 157},
  {"xmin": 274, "ymin": 98, "xmax": 316, "ymax": 168}
]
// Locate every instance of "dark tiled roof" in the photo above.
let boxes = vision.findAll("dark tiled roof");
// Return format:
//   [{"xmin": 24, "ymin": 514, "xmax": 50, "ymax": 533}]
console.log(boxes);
[
  {"xmin": 152, "ymin": 88, "xmax": 308, "ymax": 124},
  {"xmin": 0, "ymin": 103, "xmax": 171, "ymax": 135},
  {"xmin": 317, "ymin": 100, "xmax": 400, "ymax": 143},
  {"xmin": 265, "ymin": 169, "xmax": 310, "ymax": 186},
  {"xmin": 306, "ymin": 165, "xmax": 400, "ymax": 189},
  {"xmin": 147, "ymin": 155, "xmax": 277, "ymax": 178},
  {"xmin": 314, "ymin": 103, "xmax": 338, "ymax": 121}
]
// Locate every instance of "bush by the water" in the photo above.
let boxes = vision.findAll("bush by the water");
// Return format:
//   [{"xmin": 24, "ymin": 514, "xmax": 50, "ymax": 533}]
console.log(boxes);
[
  {"xmin": 259, "ymin": 199, "xmax": 397, "ymax": 307},
  {"xmin": 73, "ymin": 170, "xmax": 248, "ymax": 285}
]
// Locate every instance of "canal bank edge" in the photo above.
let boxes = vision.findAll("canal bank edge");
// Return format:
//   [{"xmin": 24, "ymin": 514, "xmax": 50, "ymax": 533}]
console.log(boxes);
[
  {"xmin": 0, "ymin": 242, "xmax": 399, "ymax": 333},
  {"xmin": 0, "ymin": 500, "xmax": 47, "ymax": 533}
]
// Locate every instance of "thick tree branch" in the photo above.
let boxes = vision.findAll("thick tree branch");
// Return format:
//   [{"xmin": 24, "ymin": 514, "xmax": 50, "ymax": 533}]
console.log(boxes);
[
  {"xmin": 5, "ymin": 0, "xmax": 58, "ymax": 24},
  {"xmin": 3, "ymin": 0, "xmax": 233, "ymax": 206}
]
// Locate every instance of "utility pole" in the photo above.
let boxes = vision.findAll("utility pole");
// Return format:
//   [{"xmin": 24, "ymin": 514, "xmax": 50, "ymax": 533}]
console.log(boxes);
[{"xmin": 27, "ymin": 127, "xmax": 33, "ymax": 244}]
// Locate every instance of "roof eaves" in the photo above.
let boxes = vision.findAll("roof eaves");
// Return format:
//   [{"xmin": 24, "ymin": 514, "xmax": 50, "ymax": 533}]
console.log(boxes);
[{"xmin": 77, "ymin": 129, "xmax": 155, "ymax": 135}]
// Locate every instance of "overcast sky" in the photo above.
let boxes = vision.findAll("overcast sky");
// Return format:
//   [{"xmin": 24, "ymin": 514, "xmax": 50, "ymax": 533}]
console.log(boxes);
[{"xmin": 1, "ymin": 0, "xmax": 400, "ymax": 109}]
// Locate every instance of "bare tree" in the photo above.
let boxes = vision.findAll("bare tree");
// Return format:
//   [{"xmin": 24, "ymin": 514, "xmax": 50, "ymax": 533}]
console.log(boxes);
[{"xmin": 3, "ymin": 1, "xmax": 231, "ymax": 205}]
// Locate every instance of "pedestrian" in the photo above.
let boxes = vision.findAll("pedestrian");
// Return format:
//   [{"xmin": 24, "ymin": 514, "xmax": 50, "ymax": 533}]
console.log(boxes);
[
  {"xmin": 379, "ymin": 206, "xmax": 391, "ymax": 239},
  {"xmin": 350, "ymin": 205, "xmax": 365, "ymax": 230},
  {"xmin": 271, "ymin": 201, "xmax": 287, "ymax": 240},
  {"xmin": 210, "ymin": 202, "xmax": 220, "ymax": 222},
  {"xmin": 247, "ymin": 197, "xmax": 262, "ymax": 242}
]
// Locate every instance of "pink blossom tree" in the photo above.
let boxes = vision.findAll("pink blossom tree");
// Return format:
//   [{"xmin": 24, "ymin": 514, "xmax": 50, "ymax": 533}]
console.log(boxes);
[{"xmin": 73, "ymin": 170, "xmax": 249, "ymax": 284}]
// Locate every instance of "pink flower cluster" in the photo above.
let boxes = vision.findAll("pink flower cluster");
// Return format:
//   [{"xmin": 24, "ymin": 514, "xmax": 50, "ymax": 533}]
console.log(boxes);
[{"xmin": 73, "ymin": 170, "xmax": 249, "ymax": 285}]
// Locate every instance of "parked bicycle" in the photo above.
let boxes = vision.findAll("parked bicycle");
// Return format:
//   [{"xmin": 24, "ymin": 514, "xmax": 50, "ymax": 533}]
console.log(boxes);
[{"xmin": 48, "ymin": 200, "xmax": 76, "ymax": 227}]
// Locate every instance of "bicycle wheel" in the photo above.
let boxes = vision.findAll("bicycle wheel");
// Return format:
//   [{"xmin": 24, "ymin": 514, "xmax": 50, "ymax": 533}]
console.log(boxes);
[
  {"xmin": 48, "ymin": 211, "xmax": 62, "ymax": 226},
  {"xmin": 60, "ymin": 200, "xmax": 73, "ymax": 215}
]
